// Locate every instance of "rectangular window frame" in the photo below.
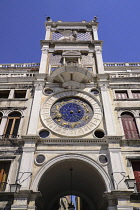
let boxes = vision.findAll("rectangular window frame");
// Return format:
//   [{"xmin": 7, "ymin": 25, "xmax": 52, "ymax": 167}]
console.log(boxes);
[
  {"xmin": 4, "ymin": 116, "xmax": 21, "ymax": 138},
  {"xmin": 131, "ymin": 90, "xmax": 140, "ymax": 99},
  {"xmin": 14, "ymin": 90, "xmax": 27, "ymax": 99},
  {"xmin": 0, "ymin": 90, "xmax": 10, "ymax": 99},
  {"xmin": 115, "ymin": 90, "xmax": 128, "ymax": 99}
]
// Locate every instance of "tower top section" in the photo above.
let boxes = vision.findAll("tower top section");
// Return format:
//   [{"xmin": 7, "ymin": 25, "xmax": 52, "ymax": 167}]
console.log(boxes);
[{"xmin": 44, "ymin": 18, "xmax": 99, "ymax": 41}]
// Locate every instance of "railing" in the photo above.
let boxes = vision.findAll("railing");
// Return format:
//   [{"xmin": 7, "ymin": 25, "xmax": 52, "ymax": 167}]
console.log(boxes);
[
  {"xmin": 110, "ymin": 73, "xmax": 140, "ymax": 78},
  {"xmin": 104, "ymin": 62, "xmax": 140, "ymax": 67},
  {"xmin": 1, "ymin": 62, "xmax": 140, "ymax": 69},
  {"xmin": 0, "ymin": 63, "xmax": 40, "ymax": 68},
  {"xmin": 0, "ymin": 73, "xmax": 35, "ymax": 78}
]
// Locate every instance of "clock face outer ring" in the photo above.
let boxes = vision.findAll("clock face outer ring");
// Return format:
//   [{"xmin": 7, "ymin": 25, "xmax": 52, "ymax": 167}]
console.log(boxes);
[{"xmin": 41, "ymin": 90, "xmax": 102, "ymax": 137}]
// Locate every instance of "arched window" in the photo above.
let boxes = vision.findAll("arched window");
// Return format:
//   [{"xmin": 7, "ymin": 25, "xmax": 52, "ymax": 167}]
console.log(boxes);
[
  {"xmin": 0, "ymin": 112, "xmax": 3, "ymax": 124},
  {"xmin": 4, "ymin": 112, "xmax": 21, "ymax": 138},
  {"xmin": 121, "ymin": 112, "xmax": 139, "ymax": 139}
]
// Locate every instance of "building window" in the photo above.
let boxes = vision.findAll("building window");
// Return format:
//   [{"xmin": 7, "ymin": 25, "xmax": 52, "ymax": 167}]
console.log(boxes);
[
  {"xmin": 121, "ymin": 112, "xmax": 139, "ymax": 139},
  {"xmin": 4, "ymin": 112, "xmax": 21, "ymax": 138},
  {"xmin": 115, "ymin": 90, "xmax": 128, "ymax": 99},
  {"xmin": 14, "ymin": 90, "xmax": 26, "ymax": 98},
  {"xmin": 0, "ymin": 161, "xmax": 10, "ymax": 191},
  {"xmin": 0, "ymin": 90, "xmax": 10, "ymax": 98},
  {"xmin": 132, "ymin": 90, "xmax": 140, "ymax": 99},
  {"xmin": 131, "ymin": 161, "xmax": 140, "ymax": 192}
]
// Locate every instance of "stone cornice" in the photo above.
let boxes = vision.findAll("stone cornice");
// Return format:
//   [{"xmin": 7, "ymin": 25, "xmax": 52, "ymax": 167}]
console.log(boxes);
[
  {"xmin": 45, "ymin": 21, "xmax": 98, "ymax": 28},
  {"xmin": 115, "ymin": 107, "xmax": 140, "ymax": 111},
  {"xmin": 41, "ymin": 39, "xmax": 103, "ymax": 47},
  {"xmin": 37, "ymin": 136, "xmax": 122, "ymax": 145}
]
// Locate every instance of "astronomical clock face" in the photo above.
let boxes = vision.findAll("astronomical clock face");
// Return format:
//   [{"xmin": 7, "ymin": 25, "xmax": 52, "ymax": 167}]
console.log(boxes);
[
  {"xmin": 41, "ymin": 90, "xmax": 102, "ymax": 137},
  {"xmin": 50, "ymin": 97, "xmax": 93, "ymax": 129}
]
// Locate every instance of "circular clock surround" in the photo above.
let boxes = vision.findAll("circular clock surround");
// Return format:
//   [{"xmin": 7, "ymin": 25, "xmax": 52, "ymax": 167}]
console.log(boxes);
[{"xmin": 41, "ymin": 90, "xmax": 102, "ymax": 137}]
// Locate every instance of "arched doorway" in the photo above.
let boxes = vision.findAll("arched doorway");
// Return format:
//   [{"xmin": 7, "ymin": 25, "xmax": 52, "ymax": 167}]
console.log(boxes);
[{"xmin": 32, "ymin": 155, "xmax": 112, "ymax": 210}]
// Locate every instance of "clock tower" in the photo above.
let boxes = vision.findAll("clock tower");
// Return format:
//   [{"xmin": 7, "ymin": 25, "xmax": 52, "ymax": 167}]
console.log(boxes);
[{"xmin": 10, "ymin": 19, "xmax": 136, "ymax": 210}]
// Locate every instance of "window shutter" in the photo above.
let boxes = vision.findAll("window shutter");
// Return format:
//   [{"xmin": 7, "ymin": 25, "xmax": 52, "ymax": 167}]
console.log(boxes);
[{"xmin": 121, "ymin": 113, "xmax": 139, "ymax": 139}]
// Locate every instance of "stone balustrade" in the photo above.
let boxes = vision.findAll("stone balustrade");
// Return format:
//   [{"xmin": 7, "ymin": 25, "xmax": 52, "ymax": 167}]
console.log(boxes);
[
  {"xmin": 0, "ymin": 62, "xmax": 40, "ymax": 68},
  {"xmin": 0, "ymin": 73, "xmax": 35, "ymax": 78},
  {"xmin": 110, "ymin": 73, "xmax": 140, "ymax": 78},
  {"xmin": 104, "ymin": 62, "xmax": 140, "ymax": 67}
]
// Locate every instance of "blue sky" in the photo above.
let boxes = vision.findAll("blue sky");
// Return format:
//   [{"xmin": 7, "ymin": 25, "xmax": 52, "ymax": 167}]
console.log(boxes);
[{"xmin": 0, "ymin": 0, "xmax": 140, "ymax": 63}]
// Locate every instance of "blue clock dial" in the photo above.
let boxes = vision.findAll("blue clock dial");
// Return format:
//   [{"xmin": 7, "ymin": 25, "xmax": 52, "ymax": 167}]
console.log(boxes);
[
  {"xmin": 50, "ymin": 97, "xmax": 93, "ymax": 129},
  {"xmin": 60, "ymin": 103, "xmax": 84, "ymax": 122}
]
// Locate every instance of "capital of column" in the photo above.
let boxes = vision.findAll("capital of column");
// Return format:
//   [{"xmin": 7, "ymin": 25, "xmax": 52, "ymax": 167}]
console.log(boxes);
[
  {"xmin": 34, "ymin": 83, "xmax": 44, "ymax": 91},
  {"xmin": 99, "ymin": 83, "xmax": 109, "ymax": 91},
  {"xmin": 41, "ymin": 47, "xmax": 49, "ymax": 54},
  {"xmin": 92, "ymin": 26, "xmax": 98, "ymax": 31},
  {"xmin": 94, "ymin": 46, "xmax": 102, "ymax": 53}
]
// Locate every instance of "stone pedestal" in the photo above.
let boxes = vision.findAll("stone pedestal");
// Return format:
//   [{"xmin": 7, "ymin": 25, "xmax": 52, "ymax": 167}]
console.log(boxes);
[
  {"xmin": 0, "ymin": 192, "xmax": 13, "ymax": 210},
  {"xmin": 11, "ymin": 191, "xmax": 40, "ymax": 210},
  {"xmin": 11, "ymin": 191, "xmax": 28, "ymax": 210},
  {"xmin": 105, "ymin": 191, "xmax": 133, "ymax": 210}
]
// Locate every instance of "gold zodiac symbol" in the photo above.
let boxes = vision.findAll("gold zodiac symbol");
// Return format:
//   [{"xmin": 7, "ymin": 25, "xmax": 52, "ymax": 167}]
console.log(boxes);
[
  {"xmin": 85, "ymin": 108, "xmax": 89, "ymax": 112},
  {"xmin": 71, "ymin": 122, "xmax": 79, "ymax": 128},
  {"xmin": 61, "ymin": 122, "xmax": 69, "ymax": 126}
]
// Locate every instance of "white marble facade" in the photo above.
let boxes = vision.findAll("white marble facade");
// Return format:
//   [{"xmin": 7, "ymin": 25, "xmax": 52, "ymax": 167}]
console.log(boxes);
[{"xmin": 0, "ymin": 19, "xmax": 140, "ymax": 210}]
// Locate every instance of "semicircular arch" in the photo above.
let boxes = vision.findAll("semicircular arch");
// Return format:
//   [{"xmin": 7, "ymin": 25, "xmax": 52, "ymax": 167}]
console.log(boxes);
[{"xmin": 31, "ymin": 153, "xmax": 113, "ymax": 192}]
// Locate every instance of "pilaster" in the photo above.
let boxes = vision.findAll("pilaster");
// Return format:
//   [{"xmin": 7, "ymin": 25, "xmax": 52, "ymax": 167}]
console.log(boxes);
[
  {"xmin": 39, "ymin": 46, "xmax": 49, "ymax": 74},
  {"xmin": 17, "ymin": 137, "xmax": 37, "ymax": 190},
  {"xmin": 27, "ymin": 83, "xmax": 44, "ymax": 135},
  {"xmin": 99, "ymin": 82, "xmax": 116, "ymax": 135},
  {"xmin": 95, "ymin": 45, "xmax": 104, "ymax": 74},
  {"xmin": 108, "ymin": 144, "xmax": 127, "ymax": 190},
  {"xmin": 45, "ymin": 26, "xmax": 51, "ymax": 40},
  {"xmin": 92, "ymin": 26, "xmax": 98, "ymax": 40}
]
